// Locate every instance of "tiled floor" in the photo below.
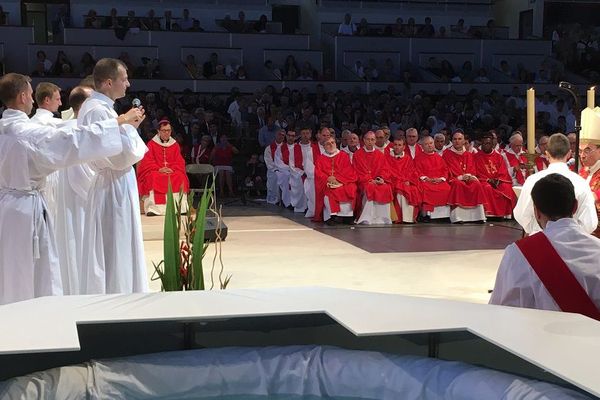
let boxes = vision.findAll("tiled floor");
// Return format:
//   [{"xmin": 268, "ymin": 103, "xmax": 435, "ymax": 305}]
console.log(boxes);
[{"xmin": 142, "ymin": 204, "xmax": 518, "ymax": 304}]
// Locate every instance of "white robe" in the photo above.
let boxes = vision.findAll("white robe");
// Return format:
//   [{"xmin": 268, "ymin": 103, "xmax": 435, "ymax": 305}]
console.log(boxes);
[
  {"xmin": 300, "ymin": 142, "xmax": 318, "ymax": 218},
  {"xmin": 30, "ymin": 108, "xmax": 64, "ymax": 224},
  {"xmin": 263, "ymin": 144, "xmax": 281, "ymax": 205},
  {"xmin": 288, "ymin": 143, "xmax": 306, "ymax": 213},
  {"xmin": 78, "ymin": 91, "xmax": 149, "ymax": 295},
  {"xmin": 513, "ymin": 162, "xmax": 598, "ymax": 234},
  {"xmin": 0, "ymin": 109, "xmax": 123, "ymax": 305},
  {"xmin": 490, "ymin": 218, "xmax": 600, "ymax": 311},
  {"xmin": 54, "ymin": 119, "xmax": 97, "ymax": 295},
  {"xmin": 274, "ymin": 144, "xmax": 292, "ymax": 208}
]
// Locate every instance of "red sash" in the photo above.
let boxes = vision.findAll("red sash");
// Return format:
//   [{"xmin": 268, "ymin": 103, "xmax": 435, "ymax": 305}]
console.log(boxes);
[
  {"xmin": 293, "ymin": 144, "xmax": 304, "ymax": 170},
  {"xmin": 270, "ymin": 142, "xmax": 290, "ymax": 165},
  {"xmin": 516, "ymin": 232, "xmax": 600, "ymax": 320}
]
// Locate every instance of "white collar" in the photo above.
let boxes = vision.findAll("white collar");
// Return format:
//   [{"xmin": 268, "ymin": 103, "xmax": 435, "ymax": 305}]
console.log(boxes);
[
  {"xmin": 363, "ymin": 147, "xmax": 375, "ymax": 153},
  {"xmin": 151, "ymin": 134, "xmax": 176, "ymax": 147},
  {"xmin": 590, "ymin": 160, "xmax": 600, "ymax": 175},
  {"xmin": 547, "ymin": 162, "xmax": 569, "ymax": 171},
  {"xmin": 544, "ymin": 218, "xmax": 579, "ymax": 234},
  {"xmin": 448, "ymin": 146, "xmax": 465, "ymax": 155},
  {"xmin": 34, "ymin": 108, "xmax": 54, "ymax": 118},
  {"xmin": 324, "ymin": 149, "xmax": 340, "ymax": 158},
  {"xmin": 391, "ymin": 149, "xmax": 405, "ymax": 158},
  {"xmin": 91, "ymin": 90, "xmax": 115, "ymax": 108}
]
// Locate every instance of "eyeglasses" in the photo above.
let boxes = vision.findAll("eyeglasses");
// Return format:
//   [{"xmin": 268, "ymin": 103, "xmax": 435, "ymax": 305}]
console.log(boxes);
[
  {"xmin": 159, "ymin": 129, "xmax": 172, "ymax": 133},
  {"xmin": 580, "ymin": 147, "xmax": 599, "ymax": 155}
]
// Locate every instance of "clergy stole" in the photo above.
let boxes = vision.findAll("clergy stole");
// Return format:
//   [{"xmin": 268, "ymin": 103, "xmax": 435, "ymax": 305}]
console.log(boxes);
[{"xmin": 516, "ymin": 233, "xmax": 600, "ymax": 320}]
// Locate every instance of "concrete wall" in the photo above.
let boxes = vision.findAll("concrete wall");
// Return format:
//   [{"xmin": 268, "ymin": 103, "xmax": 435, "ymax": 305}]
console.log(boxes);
[{"xmin": 493, "ymin": 0, "xmax": 544, "ymax": 39}]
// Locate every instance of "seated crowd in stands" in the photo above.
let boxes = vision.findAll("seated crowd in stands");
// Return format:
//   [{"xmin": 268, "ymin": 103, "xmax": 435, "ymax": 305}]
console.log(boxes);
[
  {"xmin": 548, "ymin": 22, "xmax": 600, "ymax": 82},
  {"xmin": 338, "ymin": 13, "xmax": 501, "ymax": 39}
]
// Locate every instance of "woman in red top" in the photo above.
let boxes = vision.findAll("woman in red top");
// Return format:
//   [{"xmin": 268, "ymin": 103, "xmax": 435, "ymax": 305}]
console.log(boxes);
[
  {"xmin": 210, "ymin": 134, "xmax": 239, "ymax": 197},
  {"xmin": 192, "ymin": 134, "xmax": 213, "ymax": 164}
]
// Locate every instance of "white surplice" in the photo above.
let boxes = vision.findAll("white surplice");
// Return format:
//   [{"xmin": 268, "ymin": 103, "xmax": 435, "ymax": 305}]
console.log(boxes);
[
  {"xmin": 30, "ymin": 108, "xmax": 64, "ymax": 224},
  {"xmin": 0, "ymin": 109, "xmax": 123, "ymax": 305},
  {"xmin": 264, "ymin": 144, "xmax": 281, "ymax": 205},
  {"xmin": 513, "ymin": 162, "xmax": 598, "ymax": 234},
  {"xmin": 54, "ymin": 119, "xmax": 97, "ymax": 295},
  {"xmin": 490, "ymin": 218, "xmax": 600, "ymax": 311},
  {"xmin": 78, "ymin": 91, "xmax": 149, "ymax": 295}
]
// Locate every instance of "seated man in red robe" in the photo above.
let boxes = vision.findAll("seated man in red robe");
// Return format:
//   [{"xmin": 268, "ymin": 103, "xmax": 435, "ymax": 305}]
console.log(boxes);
[
  {"xmin": 442, "ymin": 130, "xmax": 487, "ymax": 223},
  {"xmin": 534, "ymin": 135, "xmax": 550, "ymax": 173},
  {"xmin": 314, "ymin": 137, "xmax": 357, "ymax": 225},
  {"xmin": 414, "ymin": 136, "xmax": 451, "ymax": 220},
  {"xmin": 474, "ymin": 135, "xmax": 517, "ymax": 218},
  {"xmin": 387, "ymin": 137, "xmax": 421, "ymax": 223},
  {"xmin": 353, "ymin": 131, "xmax": 394, "ymax": 224},
  {"xmin": 137, "ymin": 119, "xmax": 189, "ymax": 216},
  {"xmin": 502, "ymin": 132, "xmax": 528, "ymax": 186}
]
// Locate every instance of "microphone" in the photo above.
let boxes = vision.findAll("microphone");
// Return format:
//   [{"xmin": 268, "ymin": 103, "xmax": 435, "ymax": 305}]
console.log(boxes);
[
  {"xmin": 558, "ymin": 81, "xmax": 574, "ymax": 91},
  {"xmin": 132, "ymin": 98, "xmax": 142, "ymax": 108}
]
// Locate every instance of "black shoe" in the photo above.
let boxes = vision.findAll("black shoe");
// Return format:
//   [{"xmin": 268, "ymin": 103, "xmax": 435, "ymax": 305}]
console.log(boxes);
[
  {"xmin": 342, "ymin": 216, "xmax": 355, "ymax": 225},
  {"xmin": 325, "ymin": 218, "xmax": 337, "ymax": 226}
]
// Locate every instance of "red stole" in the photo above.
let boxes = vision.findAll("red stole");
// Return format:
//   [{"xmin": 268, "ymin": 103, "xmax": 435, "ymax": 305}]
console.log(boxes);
[
  {"xmin": 504, "ymin": 150, "xmax": 527, "ymax": 185},
  {"xmin": 535, "ymin": 155, "xmax": 549, "ymax": 172},
  {"xmin": 293, "ymin": 142, "xmax": 320, "ymax": 170},
  {"xmin": 270, "ymin": 142, "xmax": 290, "ymax": 164},
  {"xmin": 516, "ymin": 232, "xmax": 600, "ymax": 320}
]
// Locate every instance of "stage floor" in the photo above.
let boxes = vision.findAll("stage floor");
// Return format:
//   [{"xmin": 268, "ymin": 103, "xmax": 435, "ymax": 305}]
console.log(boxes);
[{"xmin": 141, "ymin": 203, "xmax": 522, "ymax": 304}]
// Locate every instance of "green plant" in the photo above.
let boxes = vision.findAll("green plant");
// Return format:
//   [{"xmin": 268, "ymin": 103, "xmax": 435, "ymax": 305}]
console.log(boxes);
[{"xmin": 152, "ymin": 180, "xmax": 230, "ymax": 291}]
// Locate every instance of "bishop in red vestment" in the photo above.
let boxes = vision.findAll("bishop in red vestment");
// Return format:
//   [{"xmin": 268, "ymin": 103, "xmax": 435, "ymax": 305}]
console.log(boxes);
[
  {"xmin": 353, "ymin": 131, "xmax": 394, "ymax": 224},
  {"xmin": 313, "ymin": 138, "xmax": 357, "ymax": 224},
  {"xmin": 387, "ymin": 138, "xmax": 421, "ymax": 223},
  {"xmin": 137, "ymin": 120, "xmax": 189, "ymax": 216},
  {"xmin": 474, "ymin": 135, "xmax": 517, "ymax": 218},
  {"xmin": 502, "ymin": 133, "xmax": 528, "ymax": 186},
  {"xmin": 580, "ymin": 141, "xmax": 600, "ymax": 238},
  {"xmin": 414, "ymin": 136, "xmax": 451, "ymax": 218},
  {"xmin": 442, "ymin": 131, "xmax": 486, "ymax": 222}
]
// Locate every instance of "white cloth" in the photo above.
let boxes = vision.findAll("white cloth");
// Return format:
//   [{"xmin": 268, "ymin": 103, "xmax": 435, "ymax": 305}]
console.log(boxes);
[
  {"xmin": 513, "ymin": 162, "xmax": 598, "ymax": 234},
  {"xmin": 143, "ymin": 191, "xmax": 188, "ymax": 216},
  {"xmin": 323, "ymin": 197, "xmax": 353, "ymax": 221},
  {"xmin": 274, "ymin": 143, "xmax": 292, "ymax": 207},
  {"xmin": 397, "ymin": 194, "xmax": 416, "ymax": 223},
  {"xmin": 289, "ymin": 144, "xmax": 307, "ymax": 213},
  {"xmin": 54, "ymin": 119, "xmax": 97, "ymax": 295},
  {"xmin": 30, "ymin": 108, "xmax": 64, "ymax": 224},
  {"xmin": 450, "ymin": 205, "xmax": 486, "ymax": 223},
  {"xmin": 300, "ymin": 142, "xmax": 316, "ymax": 218},
  {"xmin": 357, "ymin": 195, "xmax": 392, "ymax": 225},
  {"xmin": 0, "ymin": 109, "xmax": 123, "ymax": 305},
  {"xmin": 263, "ymin": 144, "xmax": 281, "ymax": 205},
  {"xmin": 490, "ymin": 218, "xmax": 600, "ymax": 311},
  {"xmin": 78, "ymin": 91, "xmax": 149, "ymax": 295},
  {"xmin": 0, "ymin": 346, "xmax": 589, "ymax": 400}
]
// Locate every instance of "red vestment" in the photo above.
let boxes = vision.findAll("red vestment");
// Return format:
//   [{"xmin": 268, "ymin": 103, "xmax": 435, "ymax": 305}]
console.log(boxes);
[
  {"xmin": 589, "ymin": 168, "xmax": 600, "ymax": 238},
  {"xmin": 313, "ymin": 151, "xmax": 357, "ymax": 222},
  {"xmin": 352, "ymin": 148, "xmax": 394, "ymax": 203},
  {"xmin": 414, "ymin": 152, "xmax": 451, "ymax": 212},
  {"xmin": 474, "ymin": 150, "xmax": 517, "ymax": 217},
  {"xmin": 137, "ymin": 136, "xmax": 189, "ymax": 204},
  {"xmin": 407, "ymin": 143, "xmax": 423, "ymax": 160},
  {"xmin": 442, "ymin": 148, "xmax": 486, "ymax": 207},
  {"xmin": 386, "ymin": 152, "xmax": 421, "ymax": 206},
  {"xmin": 503, "ymin": 149, "xmax": 527, "ymax": 185},
  {"xmin": 535, "ymin": 155, "xmax": 549, "ymax": 172}
]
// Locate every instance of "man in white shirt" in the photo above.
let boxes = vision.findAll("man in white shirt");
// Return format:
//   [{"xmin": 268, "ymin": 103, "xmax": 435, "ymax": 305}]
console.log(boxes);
[
  {"xmin": 513, "ymin": 133, "xmax": 598, "ymax": 235},
  {"xmin": 490, "ymin": 173, "xmax": 600, "ymax": 316},
  {"xmin": 30, "ymin": 82, "xmax": 65, "ymax": 223},
  {"xmin": 79, "ymin": 58, "xmax": 149, "ymax": 295},
  {"xmin": 338, "ymin": 13, "xmax": 356, "ymax": 36}
]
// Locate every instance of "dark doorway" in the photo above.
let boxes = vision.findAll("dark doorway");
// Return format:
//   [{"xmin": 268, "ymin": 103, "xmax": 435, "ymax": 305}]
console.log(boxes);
[
  {"xmin": 21, "ymin": 0, "xmax": 70, "ymax": 43},
  {"xmin": 271, "ymin": 5, "xmax": 299, "ymax": 35},
  {"xmin": 519, "ymin": 9, "xmax": 533, "ymax": 39}
]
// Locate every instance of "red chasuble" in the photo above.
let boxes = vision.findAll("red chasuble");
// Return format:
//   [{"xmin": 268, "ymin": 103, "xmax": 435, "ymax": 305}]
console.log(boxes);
[
  {"xmin": 535, "ymin": 155, "xmax": 549, "ymax": 172},
  {"xmin": 474, "ymin": 150, "xmax": 517, "ymax": 217},
  {"xmin": 386, "ymin": 151, "xmax": 421, "ymax": 206},
  {"xmin": 137, "ymin": 136, "xmax": 190, "ymax": 204},
  {"xmin": 503, "ymin": 149, "xmax": 528, "ymax": 185},
  {"xmin": 313, "ymin": 151, "xmax": 357, "ymax": 222},
  {"xmin": 414, "ymin": 152, "xmax": 451, "ymax": 212},
  {"xmin": 352, "ymin": 148, "xmax": 394, "ymax": 203},
  {"xmin": 442, "ymin": 148, "xmax": 486, "ymax": 208},
  {"xmin": 589, "ymin": 169, "xmax": 600, "ymax": 239}
]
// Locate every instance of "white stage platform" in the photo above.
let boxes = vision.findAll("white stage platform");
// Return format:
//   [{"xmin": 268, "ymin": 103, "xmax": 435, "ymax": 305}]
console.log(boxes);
[{"xmin": 0, "ymin": 287, "xmax": 599, "ymax": 398}]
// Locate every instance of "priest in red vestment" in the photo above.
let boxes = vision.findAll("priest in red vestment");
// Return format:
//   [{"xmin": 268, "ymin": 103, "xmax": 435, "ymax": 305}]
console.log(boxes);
[
  {"xmin": 474, "ymin": 135, "xmax": 517, "ymax": 218},
  {"xmin": 313, "ymin": 137, "xmax": 357, "ymax": 224},
  {"xmin": 137, "ymin": 119, "xmax": 189, "ymax": 216},
  {"xmin": 353, "ymin": 131, "xmax": 394, "ymax": 224},
  {"xmin": 534, "ymin": 135, "xmax": 550, "ymax": 173},
  {"xmin": 442, "ymin": 130, "xmax": 486, "ymax": 223},
  {"xmin": 414, "ymin": 136, "xmax": 451, "ymax": 220},
  {"xmin": 387, "ymin": 137, "xmax": 421, "ymax": 223},
  {"xmin": 502, "ymin": 132, "xmax": 528, "ymax": 186},
  {"xmin": 580, "ymin": 140, "xmax": 600, "ymax": 238}
]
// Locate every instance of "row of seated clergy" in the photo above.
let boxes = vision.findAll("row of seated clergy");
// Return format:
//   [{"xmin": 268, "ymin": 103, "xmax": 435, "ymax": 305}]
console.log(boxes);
[
  {"xmin": 137, "ymin": 119, "xmax": 189, "ymax": 216},
  {"xmin": 264, "ymin": 126, "xmax": 517, "ymax": 225}
]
